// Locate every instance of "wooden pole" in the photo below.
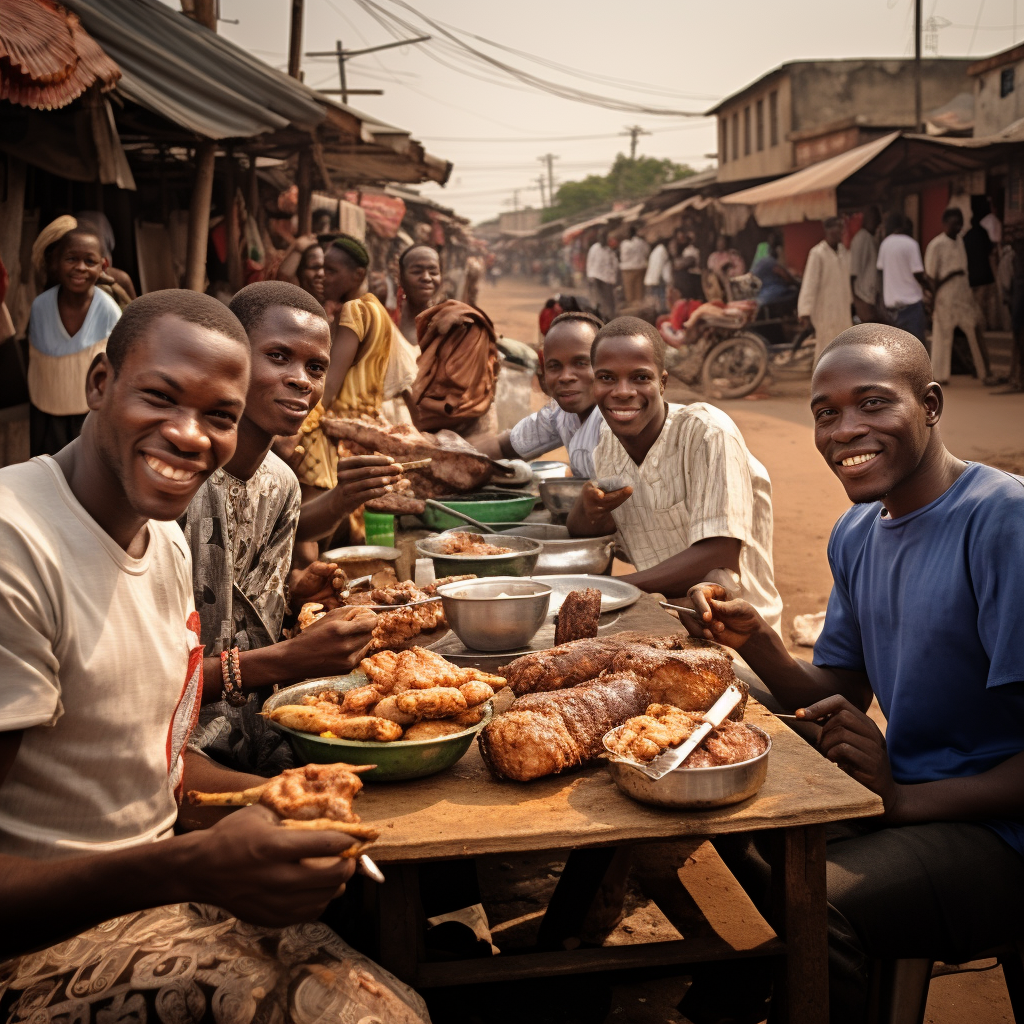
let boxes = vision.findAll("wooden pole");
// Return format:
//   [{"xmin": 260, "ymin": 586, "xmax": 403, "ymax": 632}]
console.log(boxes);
[
  {"xmin": 297, "ymin": 146, "xmax": 313, "ymax": 236},
  {"xmin": 180, "ymin": 0, "xmax": 216, "ymax": 31},
  {"xmin": 914, "ymin": 0, "xmax": 923, "ymax": 132},
  {"xmin": 288, "ymin": 0, "xmax": 304, "ymax": 79},
  {"xmin": 224, "ymin": 148, "xmax": 242, "ymax": 294},
  {"xmin": 184, "ymin": 141, "xmax": 216, "ymax": 291}
]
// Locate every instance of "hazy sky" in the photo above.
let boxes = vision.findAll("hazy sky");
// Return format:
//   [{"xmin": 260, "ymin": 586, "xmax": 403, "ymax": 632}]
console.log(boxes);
[{"xmin": 162, "ymin": 0, "xmax": 1021, "ymax": 222}]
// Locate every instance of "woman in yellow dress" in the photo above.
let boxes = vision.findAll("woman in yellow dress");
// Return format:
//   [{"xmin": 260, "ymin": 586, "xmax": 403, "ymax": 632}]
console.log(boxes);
[{"xmin": 295, "ymin": 235, "xmax": 393, "ymax": 491}]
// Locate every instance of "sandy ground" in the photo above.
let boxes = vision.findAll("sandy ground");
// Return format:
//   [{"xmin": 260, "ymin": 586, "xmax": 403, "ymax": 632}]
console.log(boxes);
[{"xmin": 448, "ymin": 276, "xmax": 1024, "ymax": 1024}]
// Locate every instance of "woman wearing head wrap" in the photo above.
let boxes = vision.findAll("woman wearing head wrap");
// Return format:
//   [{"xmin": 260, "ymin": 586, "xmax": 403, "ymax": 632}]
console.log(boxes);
[{"xmin": 294, "ymin": 235, "xmax": 409, "ymax": 490}]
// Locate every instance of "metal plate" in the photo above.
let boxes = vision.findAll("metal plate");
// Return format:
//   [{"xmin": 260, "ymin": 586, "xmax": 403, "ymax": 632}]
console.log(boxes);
[{"xmin": 538, "ymin": 574, "xmax": 643, "ymax": 618}]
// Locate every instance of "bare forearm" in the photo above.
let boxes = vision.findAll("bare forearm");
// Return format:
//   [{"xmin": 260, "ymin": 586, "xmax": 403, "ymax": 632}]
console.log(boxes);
[
  {"xmin": 201, "ymin": 641, "xmax": 298, "ymax": 704},
  {"xmin": 625, "ymin": 538, "xmax": 740, "ymax": 599},
  {"xmin": 474, "ymin": 431, "xmax": 516, "ymax": 461},
  {"xmin": 890, "ymin": 751, "xmax": 1024, "ymax": 825},
  {"xmin": 177, "ymin": 748, "xmax": 266, "ymax": 831},
  {"xmin": 296, "ymin": 487, "xmax": 350, "ymax": 542}
]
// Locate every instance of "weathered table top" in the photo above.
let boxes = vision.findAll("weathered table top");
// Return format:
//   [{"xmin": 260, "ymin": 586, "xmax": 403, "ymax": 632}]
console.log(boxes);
[{"xmin": 357, "ymin": 594, "xmax": 883, "ymax": 863}]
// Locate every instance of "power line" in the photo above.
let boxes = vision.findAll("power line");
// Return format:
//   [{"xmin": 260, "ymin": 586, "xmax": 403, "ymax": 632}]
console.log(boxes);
[{"xmin": 420, "ymin": 123, "xmax": 711, "ymax": 144}]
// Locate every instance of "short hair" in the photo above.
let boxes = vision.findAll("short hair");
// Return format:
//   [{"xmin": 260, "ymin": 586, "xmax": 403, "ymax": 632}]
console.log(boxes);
[
  {"xmin": 885, "ymin": 210, "xmax": 908, "ymax": 236},
  {"xmin": 228, "ymin": 280, "xmax": 329, "ymax": 337},
  {"xmin": 591, "ymin": 315, "xmax": 666, "ymax": 374},
  {"xmin": 824, "ymin": 216, "xmax": 843, "ymax": 231},
  {"xmin": 297, "ymin": 244, "xmax": 324, "ymax": 272},
  {"xmin": 57, "ymin": 228, "xmax": 103, "ymax": 256},
  {"xmin": 327, "ymin": 234, "xmax": 370, "ymax": 270},
  {"xmin": 398, "ymin": 244, "xmax": 440, "ymax": 272},
  {"xmin": 816, "ymin": 323, "xmax": 934, "ymax": 395},
  {"xmin": 942, "ymin": 207, "xmax": 963, "ymax": 223},
  {"xmin": 106, "ymin": 289, "xmax": 249, "ymax": 374},
  {"xmin": 549, "ymin": 310, "xmax": 604, "ymax": 333}
]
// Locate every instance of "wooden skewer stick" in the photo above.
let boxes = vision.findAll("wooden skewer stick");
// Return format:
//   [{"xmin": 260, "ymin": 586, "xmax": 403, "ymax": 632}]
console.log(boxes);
[
  {"xmin": 187, "ymin": 783, "xmax": 269, "ymax": 807},
  {"xmin": 395, "ymin": 457, "xmax": 432, "ymax": 471}
]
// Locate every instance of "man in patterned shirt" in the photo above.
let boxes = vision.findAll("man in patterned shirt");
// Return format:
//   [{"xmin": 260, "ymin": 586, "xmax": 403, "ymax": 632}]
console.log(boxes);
[{"xmin": 567, "ymin": 316, "xmax": 781, "ymax": 632}]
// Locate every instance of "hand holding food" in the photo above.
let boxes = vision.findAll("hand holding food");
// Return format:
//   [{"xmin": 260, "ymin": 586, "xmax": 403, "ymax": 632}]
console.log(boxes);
[
  {"xmin": 684, "ymin": 583, "xmax": 763, "ymax": 649},
  {"xmin": 290, "ymin": 561, "xmax": 345, "ymax": 607}
]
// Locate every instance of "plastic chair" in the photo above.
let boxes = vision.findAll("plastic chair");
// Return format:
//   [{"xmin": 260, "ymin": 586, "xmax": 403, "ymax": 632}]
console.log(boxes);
[{"xmin": 871, "ymin": 942, "xmax": 1024, "ymax": 1024}]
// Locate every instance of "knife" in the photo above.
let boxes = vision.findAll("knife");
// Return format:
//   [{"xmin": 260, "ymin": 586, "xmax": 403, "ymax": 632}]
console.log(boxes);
[{"xmin": 634, "ymin": 685, "xmax": 745, "ymax": 781}]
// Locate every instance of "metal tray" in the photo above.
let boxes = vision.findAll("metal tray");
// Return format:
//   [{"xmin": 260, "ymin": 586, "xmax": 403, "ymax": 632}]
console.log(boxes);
[{"xmin": 540, "ymin": 574, "xmax": 642, "ymax": 618}]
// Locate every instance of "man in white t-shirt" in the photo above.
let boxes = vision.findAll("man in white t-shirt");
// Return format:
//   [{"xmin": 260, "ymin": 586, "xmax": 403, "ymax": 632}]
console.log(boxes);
[
  {"xmin": 566, "ymin": 317, "xmax": 781, "ymax": 632},
  {"xmin": 0, "ymin": 291, "xmax": 428, "ymax": 1021},
  {"xmin": 586, "ymin": 230, "xmax": 619, "ymax": 319},
  {"xmin": 618, "ymin": 226, "xmax": 651, "ymax": 305},
  {"xmin": 876, "ymin": 212, "xmax": 930, "ymax": 343},
  {"xmin": 476, "ymin": 312, "xmax": 605, "ymax": 479},
  {"xmin": 644, "ymin": 238, "xmax": 672, "ymax": 310}
]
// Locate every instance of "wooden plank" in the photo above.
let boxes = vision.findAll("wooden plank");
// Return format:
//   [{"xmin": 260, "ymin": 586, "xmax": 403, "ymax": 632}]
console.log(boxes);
[
  {"xmin": 357, "ymin": 697, "xmax": 881, "ymax": 864},
  {"xmin": 414, "ymin": 934, "xmax": 785, "ymax": 988},
  {"xmin": 374, "ymin": 862, "xmax": 422, "ymax": 984},
  {"xmin": 770, "ymin": 826, "xmax": 828, "ymax": 1024}
]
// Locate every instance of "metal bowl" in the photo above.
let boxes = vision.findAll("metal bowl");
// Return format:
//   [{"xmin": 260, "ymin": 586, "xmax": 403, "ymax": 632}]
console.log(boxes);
[
  {"xmin": 530, "ymin": 460, "xmax": 571, "ymax": 482},
  {"xmin": 437, "ymin": 576, "xmax": 552, "ymax": 651},
  {"xmin": 603, "ymin": 725, "xmax": 772, "ymax": 809},
  {"xmin": 263, "ymin": 674, "xmax": 492, "ymax": 782},
  {"xmin": 539, "ymin": 478, "xmax": 588, "ymax": 518},
  {"xmin": 419, "ymin": 490, "xmax": 538, "ymax": 531},
  {"xmin": 416, "ymin": 531, "xmax": 543, "ymax": 578},
  {"xmin": 489, "ymin": 523, "xmax": 615, "ymax": 575}
]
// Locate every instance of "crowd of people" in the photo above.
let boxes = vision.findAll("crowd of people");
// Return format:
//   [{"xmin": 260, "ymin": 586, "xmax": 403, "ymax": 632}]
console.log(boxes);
[{"xmin": 1, "ymin": 201, "xmax": 1022, "ymax": 1023}]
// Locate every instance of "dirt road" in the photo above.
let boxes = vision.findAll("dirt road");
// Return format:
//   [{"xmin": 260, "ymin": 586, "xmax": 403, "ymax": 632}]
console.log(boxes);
[{"xmin": 474, "ymin": 276, "xmax": 1024, "ymax": 1024}]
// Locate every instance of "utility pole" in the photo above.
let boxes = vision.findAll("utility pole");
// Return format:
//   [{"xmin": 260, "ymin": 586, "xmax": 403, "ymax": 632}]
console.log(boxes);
[
  {"xmin": 536, "ymin": 175, "xmax": 547, "ymax": 208},
  {"xmin": 287, "ymin": 0, "xmax": 303, "ymax": 79},
  {"xmin": 914, "ymin": 0, "xmax": 923, "ymax": 132},
  {"xmin": 307, "ymin": 35, "xmax": 429, "ymax": 103},
  {"xmin": 538, "ymin": 153, "xmax": 558, "ymax": 206},
  {"xmin": 621, "ymin": 125, "xmax": 651, "ymax": 160}
]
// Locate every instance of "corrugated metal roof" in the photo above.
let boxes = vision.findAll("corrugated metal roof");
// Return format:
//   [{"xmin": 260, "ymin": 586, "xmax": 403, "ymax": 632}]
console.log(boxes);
[
  {"xmin": 719, "ymin": 133, "xmax": 899, "ymax": 226},
  {"xmin": 64, "ymin": 0, "xmax": 326, "ymax": 138}
]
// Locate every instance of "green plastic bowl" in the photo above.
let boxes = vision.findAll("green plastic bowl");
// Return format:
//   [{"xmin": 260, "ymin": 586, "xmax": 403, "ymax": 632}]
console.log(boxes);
[
  {"xmin": 262, "ymin": 673, "xmax": 492, "ymax": 782},
  {"xmin": 419, "ymin": 490, "xmax": 537, "ymax": 531}
]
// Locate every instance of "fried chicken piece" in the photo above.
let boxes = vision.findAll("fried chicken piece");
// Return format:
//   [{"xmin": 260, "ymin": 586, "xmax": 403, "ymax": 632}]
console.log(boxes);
[
  {"xmin": 423, "ymin": 574, "xmax": 477, "ymax": 595},
  {"xmin": 554, "ymin": 588, "xmax": 602, "ymax": 645},
  {"xmin": 266, "ymin": 704, "xmax": 355, "ymax": 735},
  {"xmin": 317, "ymin": 716, "xmax": 404, "ymax": 741},
  {"xmin": 462, "ymin": 667, "xmax": 507, "ymax": 690},
  {"xmin": 338, "ymin": 683, "xmax": 385, "ymax": 714},
  {"xmin": 451, "ymin": 704, "xmax": 488, "ymax": 727},
  {"xmin": 266, "ymin": 705, "xmax": 402, "ymax": 741},
  {"xmin": 187, "ymin": 763, "xmax": 379, "ymax": 841},
  {"xmin": 297, "ymin": 602, "xmax": 327, "ymax": 630},
  {"xmin": 373, "ymin": 694, "xmax": 416, "ymax": 726},
  {"xmin": 395, "ymin": 686, "xmax": 467, "ymax": 719},
  {"xmin": 401, "ymin": 719, "xmax": 466, "ymax": 741},
  {"xmin": 360, "ymin": 649, "xmax": 400, "ymax": 689},
  {"xmin": 458, "ymin": 681, "xmax": 494, "ymax": 707}
]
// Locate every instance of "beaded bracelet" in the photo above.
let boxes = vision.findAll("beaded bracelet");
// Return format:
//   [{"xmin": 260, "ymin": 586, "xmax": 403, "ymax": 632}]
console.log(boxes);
[{"xmin": 220, "ymin": 646, "xmax": 247, "ymax": 706}]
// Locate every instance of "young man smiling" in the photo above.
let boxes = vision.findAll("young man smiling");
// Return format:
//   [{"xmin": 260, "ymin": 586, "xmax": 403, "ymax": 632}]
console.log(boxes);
[
  {"xmin": 567, "ymin": 316, "xmax": 781, "ymax": 630},
  {"xmin": 0, "ymin": 289, "xmax": 429, "ymax": 1022},
  {"xmin": 684, "ymin": 323, "xmax": 1024, "ymax": 1023},
  {"xmin": 476, "ymin": 311, "xmax": 605, "ymax": 479}
]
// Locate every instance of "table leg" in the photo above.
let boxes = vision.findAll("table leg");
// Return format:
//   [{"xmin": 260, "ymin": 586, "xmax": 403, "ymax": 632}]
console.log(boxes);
[
  {"xmin": 770, "ymin": 825, "xmax": 827, "ymax": 1024},
  {"xmin": 535, "ymin": 846, "xmax": 627, "ymax": 951},
  {"xmin": 375, "ymin": 862, "xmax": 423, "ymax": 985}
]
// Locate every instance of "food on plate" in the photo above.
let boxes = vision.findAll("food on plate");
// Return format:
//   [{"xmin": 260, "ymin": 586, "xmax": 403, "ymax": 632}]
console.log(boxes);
[
  {"xmin": 360, "ymin": 647, "xmax": 506, "ymax": 693},
  {"xmin": 424, "ymin": 574, "xmax": 477, "ymax": 594},
  {"xmin": 477, "ymin": 674, "xmax": 650, "ymax": 782},
  {"xmin": 553, "ymin": 587, "xmax": 602, "ymax": 645},
  {"xmin": 501, "ymin": 634, "xmax": 739, "ymax": 713},
  {"xmin": 187, "ymin": 762, "xmax": 379, "ymax": 843},
  {"xmin": 268, "ymin": 651, "xmax": 498, "ymax": 743},
  {"xmin": 297, "ymin": 602, "xmax": 327, "ymax": 630},
  {"xmin": 394, "ymin": 686, "xmax": 468, "ymax": 719},
  {"xmin": 607, "ymin": 704, "xmax": 768, "ymax": 768},
  {"xmin": 323, "ymin": 416, "xmax": 507, "ymax": 498},
  {"xmin": 401, "ymin": 719, "xmax": 467, "ymax": 742},
  {"xmin": 364, "ymin": 473, "xmax": 426, "ymax": 515},
  {"xmin": 436, "ymin": 533, "xmax": 513, "ymax": 557}
]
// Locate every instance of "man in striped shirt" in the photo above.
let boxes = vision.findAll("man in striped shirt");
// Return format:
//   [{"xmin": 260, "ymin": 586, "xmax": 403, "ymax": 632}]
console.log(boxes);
[
  {"xmin": 476, "ymin": 312, "xmax": 606, "ymax": 480},
  {"xmin": 567, "ymin": 316, "xmax": 781, "ymax": 633}
]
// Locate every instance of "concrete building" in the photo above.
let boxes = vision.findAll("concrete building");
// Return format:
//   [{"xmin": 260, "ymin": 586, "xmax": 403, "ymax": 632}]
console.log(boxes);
[
  {"xmin": 707, "ymin": 59, "xmax": 974, "ymax": 183},
  {"xmin": 498, "ymin": 208, "xmax": 542, "ymax": 233},
  {"xmin": 969, "ymin": 43, "xmax": 1024, "ymax": 136}
]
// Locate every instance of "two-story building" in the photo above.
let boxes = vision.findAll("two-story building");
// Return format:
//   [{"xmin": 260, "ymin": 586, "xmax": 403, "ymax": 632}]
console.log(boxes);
[{"xmin": 707, "ymin": 59, "xmax": 974, "ymax": 183}]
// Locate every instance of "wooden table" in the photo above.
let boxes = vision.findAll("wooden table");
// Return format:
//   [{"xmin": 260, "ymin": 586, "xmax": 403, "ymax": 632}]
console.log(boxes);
[{"xmin": 354, "ymin": 596, "xmax": 883, "ymax": 1021}]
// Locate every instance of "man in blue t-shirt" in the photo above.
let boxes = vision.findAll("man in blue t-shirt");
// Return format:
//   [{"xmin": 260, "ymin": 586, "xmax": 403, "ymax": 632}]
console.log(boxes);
[{"xmin": 681, "ymin": 323, "xmax": 1024, "ymax": 1023}]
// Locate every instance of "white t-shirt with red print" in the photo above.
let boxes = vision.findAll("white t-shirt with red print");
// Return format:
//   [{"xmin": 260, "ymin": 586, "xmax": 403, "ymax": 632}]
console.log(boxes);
[{"xmin": 0, "ymin": 456, "xmax": 202, "ymax": 860}]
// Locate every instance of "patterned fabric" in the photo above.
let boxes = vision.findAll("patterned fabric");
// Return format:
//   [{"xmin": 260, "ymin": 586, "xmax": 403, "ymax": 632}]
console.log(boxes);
[
  {"xmin": 0, "ymin": 903, "xmax": 431, "ymax": 1024},
  {"xmin": 180, "ymin": 452, "xmax": 300, "ymax": 657},
  {"xmin": 593, "ymin": 402, "xmax": 782, "ymax": 633}
]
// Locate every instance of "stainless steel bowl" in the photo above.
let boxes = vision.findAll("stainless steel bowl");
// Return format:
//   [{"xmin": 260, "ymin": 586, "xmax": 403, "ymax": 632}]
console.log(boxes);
[
  {"xmin": 490, "ymin": 524, "xmax": 615, "ymax": 575},
  {"xmin": 530, "ymin": 460, "xmax": 571, "ymax": 482},
  {"xmin": 603, "ymin": 725, "xmax": 772, "ymax": 809},
  {"xmin": 437, "ymin": 576, "xmax": 552, "ymax": 651},
  {"xmin": 539, "ymin": 478, "xmax": 588, "ymax": 518},
  {"xmin": 416, "ymin": 531, "xmax": 543, "ymax": 578}
]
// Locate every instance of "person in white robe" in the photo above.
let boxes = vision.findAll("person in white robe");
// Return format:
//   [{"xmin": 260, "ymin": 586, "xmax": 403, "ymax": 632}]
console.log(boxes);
[{"xmin": 798, "ymin": 217, "xmax": 853, "ymax": 364}]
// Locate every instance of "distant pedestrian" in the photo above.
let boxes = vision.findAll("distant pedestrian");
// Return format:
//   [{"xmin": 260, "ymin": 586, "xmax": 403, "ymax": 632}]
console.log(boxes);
[
  {"xmin": 644, "ymin": 237, "xmax": 671, "ymax": 310},
  {"xmin": 924, "ymin": 208, "xmax": 993, "ymax": 385},
  {"xmin": 849, "ymin": 206, "xmax": 882, "ymax": 323},
  {"xmin": 964, "ymin": 211, "xmax": 1000, "ymax": 331},
  {"xmin": 617, "ymin": 226, "xmax": 650, "ymax": 306},
  {"xmin": 751, "ymin": 231, "xmax": 798, "ymax": 313},
  {"xmin": 798, "ymin": 217, "xmax": 852, "ymax": 364},
  {"xmin": 586, "ymin": 230, "xmax": 618, "ymax": 319},
  {"xmin": 876, "ymin": 212, "xmax": 928, "ymax": 344},
  {"xmin": 706, "ymin": 234, "xmax": 746, "ymax": 279},
  {"xmin": 672, "ymin": 230, "xmax": 703, "ymax": 301}
]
